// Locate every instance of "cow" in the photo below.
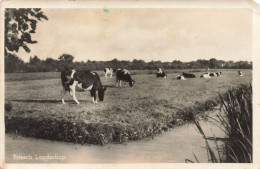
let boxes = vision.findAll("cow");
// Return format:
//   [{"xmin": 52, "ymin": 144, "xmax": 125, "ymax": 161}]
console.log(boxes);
[
  {"xmin": 61, "ymin": 69, "xmax": 106, "ymax": 104},
  {"xmin": 182, "ymin": 72, "xmax": 196, "ymax": 78},
  {"xmin": 177, "ymin": 75, "xmax": 186, "ymax": 80},
  {"xmin": 104, "ymin": 68, "xmax": 114, "ymax": 78},
  {"xmin": 209, "ymin": 73, "xmax": 217, "ymax": 77},
  {"xmin": 156, "ymin": 68, "xmax": 167, "ymax": 78},
  {"xmin": 200, "ymin": 73, "xmax": 211, "ymax": 78},
  {"xmin": 238, "ymin": 71, "xmax": 243, "ymax": 76},
  {"xmin": 116, "ymin": 68, "xmax": 135, "ymax": 87},
  {"xmin": 215, "ymin": 72, "xmax": 222, "ymax": 76}
]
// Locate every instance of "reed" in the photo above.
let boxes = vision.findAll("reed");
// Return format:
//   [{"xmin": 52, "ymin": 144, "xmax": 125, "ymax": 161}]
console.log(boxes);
[
  {"xmin": 219, "ymin": 83, "xmax": 252, "ymax": 162},
  {"xmin": 187, "ymin": 83, "xmax": 252, "ymax": 163}
]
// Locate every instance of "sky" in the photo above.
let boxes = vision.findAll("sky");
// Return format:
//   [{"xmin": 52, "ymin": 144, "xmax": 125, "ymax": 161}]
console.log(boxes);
[{"xmin": 14, "ymin": 8, "xmax": 252, "ymax": 62}]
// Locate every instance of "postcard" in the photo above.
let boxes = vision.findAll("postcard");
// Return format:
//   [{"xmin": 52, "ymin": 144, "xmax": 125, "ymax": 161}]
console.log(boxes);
[{"xmin": 1, "ymin": 0, "xmax": 260, "ymax": 169}]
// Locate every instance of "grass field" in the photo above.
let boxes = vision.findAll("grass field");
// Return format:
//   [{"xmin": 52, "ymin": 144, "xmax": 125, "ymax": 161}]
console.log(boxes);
[{"xmin": 5, "ymin": 69, "xmax": 252, "ymax": 144}]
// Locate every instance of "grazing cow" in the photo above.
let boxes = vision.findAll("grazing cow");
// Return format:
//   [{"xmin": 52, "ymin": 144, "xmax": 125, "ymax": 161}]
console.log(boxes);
[
  {"xmin": 104, "ymin": 68, "xmax": 114, "ymax": 78},
  {"xmin": 182, "ymin": 72, "xmax": 196, "ymax": 78},
  {"xmin": 61, "ymin": 69, "xmax": 106, "ymax": 104},
  {"xmin": 177, "ymin": 75, "xmax": 186, "ymax": 80},
  {"xmin": 156, "ymin": 68, "xmax": 167, "ymax": 78},
  {"xmin": 200, "ymin": 73, "xmax": 211, "ymax": 78},
  {"xmin": 116, "ymin": 68, "xmax": 135, "ymax": 87},
  {"xmin": 238, "ymin": 71, "xmax": 243, "ymax": 76}
]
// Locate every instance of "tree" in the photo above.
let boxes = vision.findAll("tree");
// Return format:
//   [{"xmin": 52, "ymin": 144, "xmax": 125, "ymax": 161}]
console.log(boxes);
[
  {"xmin": 58, "ymin": 53, "xmax": 74, "ymax": 63},
  {"xmin": 58, "ymin": 53, "xmax": 74, "ymax": 70},
  {"xmin": 29, "ymin": 55, "xmax": 41, "ymax": 65},
  {"xmin": 132, "ymin": 59, "xmax": 146, "ymax": 70},
  {"xmin": 5, "ymin": 8, "xmax": 48, "ymax": 56},
  {"xmin": 209, "ymin": 58, "xmax": 219, "ymax": 68},
  {"xmin": 5, "ymin": 53, "xmax": 25, "ymax": 73},
  {"xmin": 197, "ymin": 59, "xmax": 209, "ymax": 68}
]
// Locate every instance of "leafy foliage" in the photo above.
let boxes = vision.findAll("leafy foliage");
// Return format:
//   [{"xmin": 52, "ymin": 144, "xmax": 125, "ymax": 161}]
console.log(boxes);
[
  {"xmin": 5, "ymin": 8, "xmax": 48, "ymax": 55},
  {"xmin": 5, "ymin": 53, "xmax": 25, "ymax": 73},
  {"xmin": 58, "ymin": 53, "xmax": 75, "ymax": 70}
]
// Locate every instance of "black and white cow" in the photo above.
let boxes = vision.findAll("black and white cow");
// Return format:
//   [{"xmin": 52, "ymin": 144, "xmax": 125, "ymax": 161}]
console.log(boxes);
[
  {"xmin": 209, "ymin": 73, "xmax": 217, "ymax": 77},
  {"xmin": 61, "ymin": 69, "xmax": 106, "ymax": 104},
  {"xmin": 209, "ymin": 72, "xmax": 222, "ymax": 77},
  {"xmin": 104, "ymin": 68, "xmax": 114, "ymax": 78},
  {"xmin": 177, "ymin": 75, "xmax": 186, "ymax": 80},
  {"xmin": 215, "ymin": 72, "xmax": 222, "ymax": 76},
  {"xmin": 116, "ymin": 68, "xmax": 135, "ymax": 87},
  {"xmin": 238, "ymin": 71, "xmax": 243, "ymax": 76},
  {"xmin": 200, "ymin": 73, "xmax": 211, "ymax": 78},
  {"xmin": 156, "ymin": 68, "xmax": 167, "ymax": 78},
  {"xmin": 182, "ymin": 72, "xmax": 196, "ymax": 78}
]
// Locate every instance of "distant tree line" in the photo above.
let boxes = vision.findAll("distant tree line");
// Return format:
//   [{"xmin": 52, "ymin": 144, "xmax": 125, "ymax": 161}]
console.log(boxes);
[{"xmin": 5, "ymin": 53, "xmax": 252, "ymax": 73}]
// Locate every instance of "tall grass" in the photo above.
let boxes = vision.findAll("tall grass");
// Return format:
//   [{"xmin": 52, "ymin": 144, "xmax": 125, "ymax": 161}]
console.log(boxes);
[
  {"xmin": 219, "ymin": 83, "xmax": 252, "ymax": 163},
  {"xmin": 187, "ymin": 83, "xmax": 252, "ymax": 163}
]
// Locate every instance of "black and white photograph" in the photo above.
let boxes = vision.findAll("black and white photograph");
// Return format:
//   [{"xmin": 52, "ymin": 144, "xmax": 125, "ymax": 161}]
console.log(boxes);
[{"xmin": 1, "ymin": 0, "xmax": 260, "ymax": 168}]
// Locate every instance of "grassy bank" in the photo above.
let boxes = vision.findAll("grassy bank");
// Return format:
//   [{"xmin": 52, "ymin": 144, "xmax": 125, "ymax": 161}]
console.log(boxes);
[
  {"xmin": 5, "ymin": 99, "xmax": 219, "ymax": 145},
  {"xmin": 5, "ymin": 70, "xmax": 252, "ymax": 145}
]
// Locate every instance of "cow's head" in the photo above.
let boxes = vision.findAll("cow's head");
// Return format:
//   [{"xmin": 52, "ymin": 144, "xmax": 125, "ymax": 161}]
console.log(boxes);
[
  {"xmin": 129, "ymin": 80, "xmax": 135, "ymax": 88},
  {"xmin": 98, "ymin": 87, "xmax": 107, "ymax": 101}
]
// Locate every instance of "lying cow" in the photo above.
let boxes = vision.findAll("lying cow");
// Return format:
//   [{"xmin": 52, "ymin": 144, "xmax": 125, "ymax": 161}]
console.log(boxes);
[
  {"xmin": 209, "ymin": 73, "xmax": 217, "ymax": 77},
  {"xmin": 104, "ymin": 68, "xmax": 114, "ymax": 78},
  {"xmin": 216, "ymin": 72, "xmax": 222, "ymax": 76},
  {"xmin": 156, "ymin": 68, "xmax": 167, "ymax": 78},
  {"xmin": 177, "ymin": 75, "xmax": 186, "ymax": 80},
  {"xmin": 116, "ymin": 68, "xmax": 135, "ymax": 87},
  {"xmin": 182, "ymin": 72, "xmax": 196, "ymax": 78},
  {"xmin": 200, "ymin": 73, "xmax": 211, "ymax": 78},
  {"xmin": 61, "ymin": 69, "xmax": 106, "ymax": 104}
]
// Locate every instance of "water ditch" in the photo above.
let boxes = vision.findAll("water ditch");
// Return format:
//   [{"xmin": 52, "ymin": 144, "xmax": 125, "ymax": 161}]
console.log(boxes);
[{"xmin": 5, "ymin": 110, "xmax": 225, "ymax": 163}]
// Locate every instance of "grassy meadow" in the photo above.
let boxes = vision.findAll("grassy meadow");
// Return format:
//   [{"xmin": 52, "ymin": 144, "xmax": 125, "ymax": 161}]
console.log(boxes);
[{"xmin": 5, "ymin": 69, "xmax": 252, "ymax": 144}]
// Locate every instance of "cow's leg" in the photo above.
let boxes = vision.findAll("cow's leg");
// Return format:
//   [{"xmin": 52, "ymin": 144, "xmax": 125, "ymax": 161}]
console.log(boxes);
[
  {"xmin": 70, "ymin": 83, "xmax": 80, "ymax": 104},
  {"xmin": 90, "ymin": 89, "xmax": 97, "ymax": 103},
  {"xmin": 61, "ymin": 86, "xmax": 67, "ymax": 104},
  {"xmin": 119, "ymin": 80, "xmax": 122, "ymax": 87},
  {"xmin": 116, "ymin": 78, "xmax": 119, "ymax": 87},
  {"xmin": 110, "ymin": 73, "xmax": 113, "ymax": 78}
]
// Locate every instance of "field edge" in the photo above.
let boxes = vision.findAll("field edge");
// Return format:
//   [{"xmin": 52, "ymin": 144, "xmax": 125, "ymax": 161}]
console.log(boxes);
[{"xmin": 5, "ymin": 98, "xmax": 219, "ymax": 145}]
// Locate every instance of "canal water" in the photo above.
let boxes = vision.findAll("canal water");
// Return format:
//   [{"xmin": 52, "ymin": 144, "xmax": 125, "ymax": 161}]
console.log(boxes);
[{"xmin": 5, "ymin": 112, "xmax": 225, "ymax": 163}]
